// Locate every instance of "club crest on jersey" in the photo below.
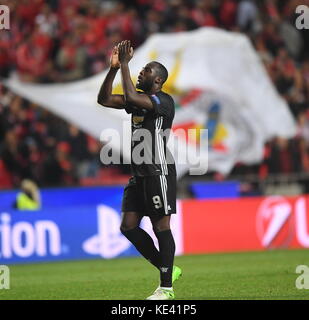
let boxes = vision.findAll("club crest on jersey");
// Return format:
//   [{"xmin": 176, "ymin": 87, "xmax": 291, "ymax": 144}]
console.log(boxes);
[{"xmin": 132, "ymin": 115, "xmax": 144, "ymax": 128}]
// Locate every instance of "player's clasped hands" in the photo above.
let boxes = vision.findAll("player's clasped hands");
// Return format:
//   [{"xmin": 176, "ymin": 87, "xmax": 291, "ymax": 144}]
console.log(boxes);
[
  {"xmin": 110, "ymin": 40, "xmax": 134, "ymax": 68},
  {"xmin": 117, "ymin": 40, "xmax": 134, "ymax": 64},
  {"xmin": 110, "ymin": 46, "xmax": 121, "ymax": 69}
]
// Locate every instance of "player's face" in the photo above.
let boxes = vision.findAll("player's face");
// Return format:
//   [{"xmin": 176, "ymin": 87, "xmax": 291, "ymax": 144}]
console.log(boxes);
[{"xmin": 136, "ymin": 64, "xmax": 156, "ymax": 91}]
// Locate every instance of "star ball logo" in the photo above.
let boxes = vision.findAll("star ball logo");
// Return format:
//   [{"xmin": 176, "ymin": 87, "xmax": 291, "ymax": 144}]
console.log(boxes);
[
  {"xmin": 0, "ymin": 5, "xmax": 10, "ymax": 30},
  {"xmin": 295, "ymin": 5, "xmax": 309, "ymax": 29},
  {"xmin": 256, "ymin": 196, "xmax": 294, "ymax": 249},
  {"xmin": 256, "ymin": 196, "xmax": 309, "ymax": 249}
]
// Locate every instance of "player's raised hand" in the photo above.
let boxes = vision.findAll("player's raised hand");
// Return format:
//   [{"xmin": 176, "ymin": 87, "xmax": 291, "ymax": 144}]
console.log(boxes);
[
  {"xmin": 118, "ymin": 40, "xmax": 134, "ymax": 63},
  {"xmin": 128, "ymin": 44, "xmax": 134, "ymax": 59},
  {"xmin": 110, "ymin": 46, "xmax": 120, "ymax": 69}
]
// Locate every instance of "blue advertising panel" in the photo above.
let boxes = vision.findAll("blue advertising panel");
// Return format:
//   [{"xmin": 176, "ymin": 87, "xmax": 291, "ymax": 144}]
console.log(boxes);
[
  {"xmin": 0, "ymin": 186, "xmax": 125, "ymax": 209},
  {"xmin": 0, "ymin": 187, "xmax": 144, "ymax": 264},
  {"xmin": 190, "ymin": 181, "xmax": 240, "ymax": 199}
]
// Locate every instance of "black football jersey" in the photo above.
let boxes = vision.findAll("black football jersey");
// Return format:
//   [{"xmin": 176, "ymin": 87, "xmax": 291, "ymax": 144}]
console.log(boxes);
[{"xmin": 124, "ymin": 91, "xmax": 176, "ymax": 177}]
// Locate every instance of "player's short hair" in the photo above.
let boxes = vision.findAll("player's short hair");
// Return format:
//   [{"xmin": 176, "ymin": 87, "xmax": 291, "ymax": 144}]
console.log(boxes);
[{"xmin": 151, "ymin": 61, "xmax": 168, "ymax": 85}]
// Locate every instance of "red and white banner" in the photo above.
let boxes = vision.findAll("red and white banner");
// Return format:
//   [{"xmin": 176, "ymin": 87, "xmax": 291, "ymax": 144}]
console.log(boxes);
[{"xmin": 180, "ymin": 195, "xmax": 309, "ymax": 254}]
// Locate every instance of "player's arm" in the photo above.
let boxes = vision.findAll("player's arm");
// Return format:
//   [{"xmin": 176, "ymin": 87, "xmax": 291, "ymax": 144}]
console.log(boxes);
[
  {"xmin": 118, "ymin": 40, "xmax": 153, "ymax": 110},
  {"xmin": 97, "ymin": 47, "xmax": 125, "ymax": 109}
]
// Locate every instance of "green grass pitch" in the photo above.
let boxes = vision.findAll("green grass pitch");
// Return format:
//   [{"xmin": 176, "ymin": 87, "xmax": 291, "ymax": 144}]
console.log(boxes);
[{"xmin": 1, "ymin": 249, "xmax": 309, "ymax": 300}]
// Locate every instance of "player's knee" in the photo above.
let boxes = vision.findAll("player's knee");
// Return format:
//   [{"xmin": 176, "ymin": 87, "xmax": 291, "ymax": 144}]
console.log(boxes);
[
  {"xmin": 120, "ymin": 212, "xmax": 140, "ymax": 233},
  {"xmin": 120, "ymin": 222, "xmax": 137, "ymax": 233},
  {"xmin": 120, "ymin": 224, "xmax": 129, "ymax": 233},
  {"xmin": 152, "ymin": 219, "xmax": 171, "ymax": 233},
  {"xmin": 153, "ymin": 225, "xmax": 170, "ymax": 234}
]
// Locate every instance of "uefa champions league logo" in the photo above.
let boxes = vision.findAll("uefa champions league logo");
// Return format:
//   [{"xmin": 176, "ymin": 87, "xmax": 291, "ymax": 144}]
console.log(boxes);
[{"xmin": 0, "ymin": 5, "xmax": 10, "ymax": 30}]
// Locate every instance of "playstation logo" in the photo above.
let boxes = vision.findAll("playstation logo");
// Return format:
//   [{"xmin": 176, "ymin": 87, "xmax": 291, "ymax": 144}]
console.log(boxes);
[{"xmin": 82, "ymin": 205, "xmax": 131, "ymax": 259}]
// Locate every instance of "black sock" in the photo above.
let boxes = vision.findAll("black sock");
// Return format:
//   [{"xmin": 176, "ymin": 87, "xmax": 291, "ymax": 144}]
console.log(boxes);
[
  {"xmin": 121, "ymin": 226, "xmax": 161, "ymax": 269},
  {"xmin": 155, "ymin": 229, "xmax": 176, "ymax": 288}
]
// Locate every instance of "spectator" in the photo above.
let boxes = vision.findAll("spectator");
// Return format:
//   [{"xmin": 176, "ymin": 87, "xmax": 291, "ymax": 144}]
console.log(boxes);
[
  {"xmin": 13, "ymin": 179, "xmax": 41, "ymax": 210},
  {"xmin": 35, "ymin": 3, "xmax": 59, "ymax": 37},
  {"xmin": 55, "ymin": 34, "xmax": 87, "ymax": 81},
  {"xmin": 142, "ymin": 9, "xmax": 163, "ymax": 37},
  {"xmin": 66, "ymin": 125, "xmax": 91, "ymax": 179},
  {"xmin": 43, "ymin": 141, "xmax": 76, "ymax": 186},
  {"xmin": 219, "ymin": 0, "xmax": 238, "ymax": 29},
  {"xmin": 237, "ymin": 0, "xmax": 260, "ymax": 33},
  {"xmin": 191, "ymin": 0, "xmax": 218, "ymax": 27}
]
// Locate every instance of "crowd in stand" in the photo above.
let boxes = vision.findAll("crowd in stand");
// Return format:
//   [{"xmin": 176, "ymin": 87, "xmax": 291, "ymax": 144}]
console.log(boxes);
[
  {"xmin": 0, "ymin": 0, "xmax": 309, "ymax": 188},
  {"xmin": 0, "ymin": 83, "xmax": 106, "ymax": 187}
]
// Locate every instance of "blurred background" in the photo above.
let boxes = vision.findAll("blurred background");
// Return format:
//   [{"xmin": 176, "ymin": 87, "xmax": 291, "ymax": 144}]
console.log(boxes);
[
  {"xmin": 0, "ymin": 0, "xmax": 309, "ymax": 264},
  {"xmin": 1, "ymin": 0, "xmax": 309, "ymax": 195}
]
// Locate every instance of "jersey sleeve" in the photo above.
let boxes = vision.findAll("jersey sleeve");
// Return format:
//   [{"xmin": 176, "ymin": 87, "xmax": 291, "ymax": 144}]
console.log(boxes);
[
  {"xmin": 124, "ymin": 91, "xmax": 147, "ymax": 114},
  {"xmin": 148, "ymin": 93, "xmax": 174, "ymax": 118},
  {"xmin": 124, "ymin": 103, "xmax": 148, "ymax": 116}
]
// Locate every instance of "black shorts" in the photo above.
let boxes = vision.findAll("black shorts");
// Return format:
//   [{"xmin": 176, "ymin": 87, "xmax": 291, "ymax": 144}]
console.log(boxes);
[{"xmin": 121, "ymin": 175, "xmax": 177, "ymax": 217}]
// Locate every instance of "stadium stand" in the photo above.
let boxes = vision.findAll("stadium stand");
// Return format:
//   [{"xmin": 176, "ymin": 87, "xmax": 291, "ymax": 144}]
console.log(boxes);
[{"xmin": 0, "ymin": 0, "xmax": 309, "ymax": 192}]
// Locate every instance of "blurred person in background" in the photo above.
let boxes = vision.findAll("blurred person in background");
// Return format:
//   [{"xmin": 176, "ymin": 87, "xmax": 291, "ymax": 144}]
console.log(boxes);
[
  {"xmin": 13, "ymin": 179, "xmax": 41, "ymax": 210},
  {"xmin": 66, "ymin": 125, "xmax": 92, "ymax": 179},
  {"xmin": 55, "ymin": 34, "xmax": 87, "ymax": 82},
  {"xmin": 43, "ymin": 141, "xmax": 77, "ymax": 186}
]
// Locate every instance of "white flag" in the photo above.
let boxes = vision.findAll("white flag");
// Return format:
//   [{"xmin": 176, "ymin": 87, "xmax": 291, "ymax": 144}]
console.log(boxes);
[{"xmin": 4, "ymin": 27, "xmax": 296, "ymax": 176}]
